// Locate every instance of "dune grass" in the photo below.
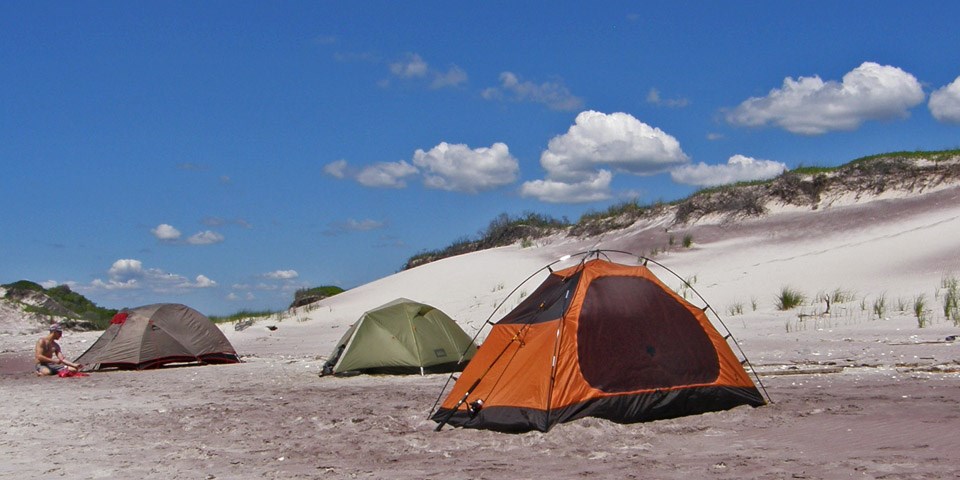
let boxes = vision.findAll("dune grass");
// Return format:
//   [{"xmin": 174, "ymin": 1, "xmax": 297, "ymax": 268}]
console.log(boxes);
[
  {"xmin": 676, "ymin": 275, "xmax": 698, "ymax": 300},
  {"xmin": 942, "ymin": 275, "xmax": 960, "ymax": 325},
  {"xmin": 776, "ymin": 286, "xmax": 806, "ymax": 310},
  {"xmin": 913, "ymin": 294, "xmax": 928, "ymax": 328},
  {"xmin": 872, "ymin": 293, "xmax": 888, "ymax": 319},
  {"xmin": 829, "ymin": 288, "xmax": 856, "ymax": 304}
]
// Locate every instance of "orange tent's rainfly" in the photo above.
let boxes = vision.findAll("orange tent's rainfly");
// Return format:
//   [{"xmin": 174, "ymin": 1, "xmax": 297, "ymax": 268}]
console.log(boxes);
[
  {"xmin": 75, "ymin": 303, "xmax": 240, "ymax": 371},
  {"xmin": 432, "ymin": 257, "xmax": 765, "ymax": 432}
]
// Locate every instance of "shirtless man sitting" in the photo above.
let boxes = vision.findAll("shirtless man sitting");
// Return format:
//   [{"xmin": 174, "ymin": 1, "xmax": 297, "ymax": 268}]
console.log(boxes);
[{"xmin": 35, "ymin": 323, "xmax": 83, "ymax": 376}]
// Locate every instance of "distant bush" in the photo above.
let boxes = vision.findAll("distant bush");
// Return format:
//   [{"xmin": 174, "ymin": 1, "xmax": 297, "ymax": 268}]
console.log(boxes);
[
  {"xmin": 571, "ymin": 199, "xmax": 663, "ymax": 237},
  {"xmin": 852, "ymin": 149, "xmax": 960, "ymax": 164},
  {"xmin": 289, "ymin": 285, "xmax": 344, "ymax": 309},
  {"xmin": 2, "ymin": 281, "xmax": 116, "ymax": 330},
  {"xmin": 2, "ymin": 280, "xmax": 45, "ymax": 293},
  {"xmin": 404, "ymin": 212, "xmax": 569, "ymax": 269},
  {"xmin": 209, "ymin": 309, "xmax": 277, "ymax": 324},
  {"xmin": 294, "ymin": 286, "xmax": 344, "ymax": 301},
  {"xmin": 482, "ymin": 212, "xmax": 568, "ymax": 245},
  {"xmin": 46, "ymin": 285, "xmax": 117, "ymax": 323},
  {"xmin": 674, "ymin": 185, "xmax": 766, "ymax": 224}
]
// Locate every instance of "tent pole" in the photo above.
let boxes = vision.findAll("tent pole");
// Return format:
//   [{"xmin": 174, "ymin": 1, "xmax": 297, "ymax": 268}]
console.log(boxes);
[
  {"xmin": 433, "ymin": 325, "xmax": 532, "ymax": 431},
  {"xmin": 434, "ymin": 378, "xmax": 482, "ymax": 431},
  {"xmin": 543, "ymin": 256, "xmax": 586, "ymax": 430}
]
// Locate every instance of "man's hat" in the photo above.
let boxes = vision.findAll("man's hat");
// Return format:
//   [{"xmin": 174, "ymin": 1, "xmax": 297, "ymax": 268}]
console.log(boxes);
[{"xmin": 48, "ymin": 323, "xmax": 62, "ymax": 332}]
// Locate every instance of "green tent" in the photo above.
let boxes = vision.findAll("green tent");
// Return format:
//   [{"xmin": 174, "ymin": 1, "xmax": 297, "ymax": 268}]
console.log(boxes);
[{"xmin": 321, "ymin": 298, "xmax": 477, "ymax": 376}]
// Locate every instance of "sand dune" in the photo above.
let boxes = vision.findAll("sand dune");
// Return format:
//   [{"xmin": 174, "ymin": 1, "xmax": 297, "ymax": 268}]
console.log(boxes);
[{"xmin": 2, "ymin": 185, "xmax": 960, "ymax": 479}]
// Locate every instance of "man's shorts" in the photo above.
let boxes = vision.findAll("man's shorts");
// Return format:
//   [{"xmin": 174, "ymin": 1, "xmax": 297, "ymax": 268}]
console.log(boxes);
[{"xmin": 36, "ymin": 363, "xmax": 65, "ymax": 375}]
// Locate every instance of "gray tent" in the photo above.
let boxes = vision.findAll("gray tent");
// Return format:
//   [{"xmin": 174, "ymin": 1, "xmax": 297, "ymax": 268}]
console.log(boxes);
[
  {"xmin": 75, "ymin": 303, "xmax": 240, "ymax": 370},
  {"xmin": 321, "ymin": 298, "xmax": 477, "ymax": 376}
]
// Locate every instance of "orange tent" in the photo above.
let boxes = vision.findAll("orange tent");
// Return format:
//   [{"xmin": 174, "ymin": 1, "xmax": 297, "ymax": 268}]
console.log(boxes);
[{"xmin": 432, "ymin": 256, "xmax": 765, "ymax": 432}]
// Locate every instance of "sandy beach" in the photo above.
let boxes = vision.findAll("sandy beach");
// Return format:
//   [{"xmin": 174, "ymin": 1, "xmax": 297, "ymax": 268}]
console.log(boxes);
[{"xmin": 3, "ymin": 185, "xmax": 960, "ymax": 479}]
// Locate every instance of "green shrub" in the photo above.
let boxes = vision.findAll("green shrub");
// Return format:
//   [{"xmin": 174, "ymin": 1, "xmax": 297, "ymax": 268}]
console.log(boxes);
[
  {"xmin": 776, "ymin": 287, "xmax": 806, "ymax": 310},
  {"xmin": 294, "ymin": 286, "xmax": 344, "ymax": 301},
  {"xmin": 2, "ymin": 280, "xmax": 45, "ymax": 294},
  {"xmin": 209, "ymin": 309, "xmax": 277, "ymax": 324},
  {"xmin": 2, "ymin": 282, "xmax": 117, "ymax": 329},
  {"xmin": 405, "ymin": 211, "xmax": 569, "ymax": 269}
]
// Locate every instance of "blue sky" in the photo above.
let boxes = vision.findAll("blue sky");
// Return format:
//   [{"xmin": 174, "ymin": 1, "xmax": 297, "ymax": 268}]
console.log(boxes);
[{"xmin": 3, "ymin": 2, "xmax": 959, "ymax": 316}]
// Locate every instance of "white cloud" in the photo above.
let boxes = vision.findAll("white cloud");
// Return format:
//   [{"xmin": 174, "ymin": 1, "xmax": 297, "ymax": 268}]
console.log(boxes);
[
  {"xmin": 520, "ymin": 170, "xmax": 613, "ymax": 204},
  {"xmin": 540, "ymin": 111, "xmax": 689, "ymax": 182},
  {"xmin": 386, "ymin": 53, "xmax": 467, "ymax": 90},
  {"xmin": 323, "ymin": 218, "xmax": 387, "ymax": 236},
  {"xmin": 264, "ymin": 270, "xmax": 299, "ymax": 280},
  {"xmin": 151, "ymin": 224, "xmax": 181, "ymax": 241},
  {"xmin": 152, "ymin": 224, "xmax": 229, "ymax": 245},
  {"xmin": 187, "ymin": 230, "xmax": 225, "ymax": 245},
  {"xmin": 929, "ymin": 76, "xmax": 960, "ymax": 123},
  {"xmin": 389, "ymin": 53, "xmax": 428, "ymax": 78},
  {"xmin": 87, "ymin": 259, "xmax": 215, "ymax": 293},
  {"xmin": 102, "ymin": 259, "xmax": 147, "ymax": 291},
  {"xmin": 671, "ymin": 155, "xmax": 788, "ymax": 187},
  {"xmin": 192, "ymin": 275, "xmax": 217, "ymax": 288},
  {"xmin": 226, "ymin": 291, "xmax": 255, "ymax": 301},
  {"xmin": 108, "ymin": 259, "xmax": 144, "ymax": 280},
  {"xmin": 412, "ymin": 142, "xmax": 519, "ymax": 193},
  {"xmin": 342, "ymin": 143, "xmax": 519, "ymax": 193},
  {"xmin": 726, "ymin": 62, "xmax": 925, "ymax": 135},
  {"xmin": 646, "ymin": 88, "xmax": 690, "ymax": 108},
  {"xmin": 431, "ymin": 66, "xmax": 468, "ymax": 89},
  {"xmin": 356, "ymin": 160, "xmax": 419, "ymax": 188},
  {"xmin": 202, "ymin": 216, "xmax": 251, "ymax": 229},
  {"xmin": 520, "ymin": 111, "xmax": 688, "ymax": 203},
  {"xmin": 482, "ymin": 72, "xmax": 584, "ymax": 111},
  {"xmin": 344, "ymin": 219, "xmax": 384, "ymax": 231},
  {"xmin": 90, "ymin": 278, "xmax": 140, "ymax": 290},
  {"xmin": 324, "ymin": 159, "xmax": 349, "ymax": 178}
]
